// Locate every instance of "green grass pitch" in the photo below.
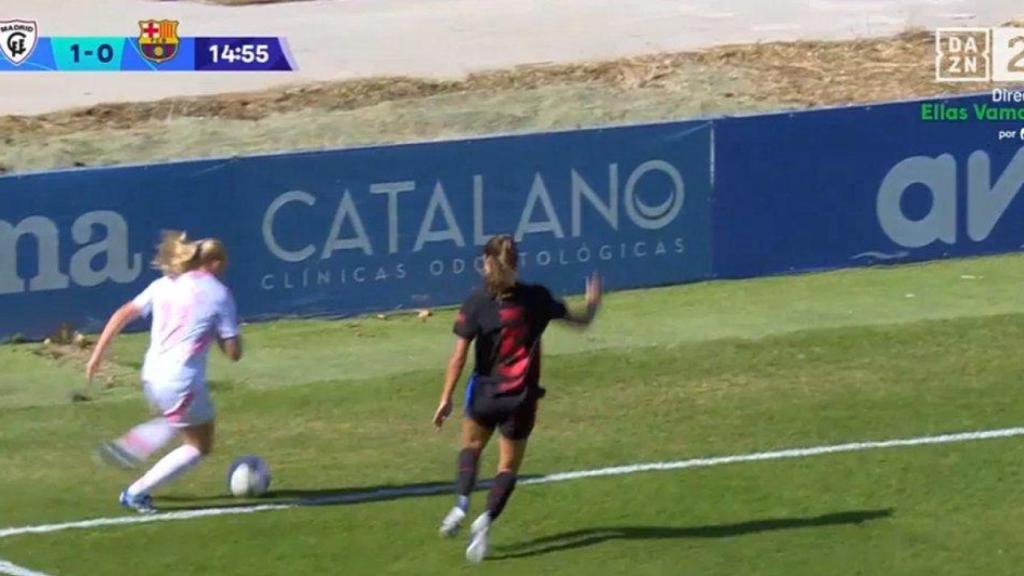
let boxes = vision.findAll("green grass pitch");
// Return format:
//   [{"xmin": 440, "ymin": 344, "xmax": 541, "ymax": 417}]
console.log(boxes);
[{"xmin": 2, "ymin": 254, "xmax": 1024, "ymax": 574}]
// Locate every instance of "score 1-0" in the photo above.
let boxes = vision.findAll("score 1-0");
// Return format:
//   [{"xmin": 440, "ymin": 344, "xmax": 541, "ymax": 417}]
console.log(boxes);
[{"xmin": 50, "ymin": 37, "xmax": 124, "ymax": 71}]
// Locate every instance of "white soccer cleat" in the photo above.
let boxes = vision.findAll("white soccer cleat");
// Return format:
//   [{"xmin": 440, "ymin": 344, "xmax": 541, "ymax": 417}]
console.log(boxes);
[
  {"xmin": 465, "ymin": 513, "xmax": 491, "ymax": 563},
  {"xmin": 439, "ymin": 506, "xmax": 466, "ymax": 538}
]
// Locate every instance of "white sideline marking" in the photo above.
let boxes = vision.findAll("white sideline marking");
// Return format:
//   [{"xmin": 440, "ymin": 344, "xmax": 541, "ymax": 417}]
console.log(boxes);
[
  {"xmin": 0, "ymin": 559, "xmax": 52, "ymax": 576},
  {"xmin": 523, "ymin": 427, "xmax": 1024, "ymax": 484},
  {"xmin": 0, "ymin": 505, "xmax": 291, "ymax": 539},
  {"xmin": 1, "ymin": 426, "xmax": 1022, "ymax": 540}
]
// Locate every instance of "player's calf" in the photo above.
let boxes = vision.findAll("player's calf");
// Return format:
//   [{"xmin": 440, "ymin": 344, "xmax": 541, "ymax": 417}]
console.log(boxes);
[{"xmin": 485, "ymin": 470, "xmax": 517, "ymax": 521}]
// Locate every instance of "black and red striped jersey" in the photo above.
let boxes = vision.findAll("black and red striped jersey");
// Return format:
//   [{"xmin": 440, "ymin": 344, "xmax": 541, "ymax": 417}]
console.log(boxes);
[{"xmin": 454, "ymin": 283, "xmax": 568, "ymax": 399}]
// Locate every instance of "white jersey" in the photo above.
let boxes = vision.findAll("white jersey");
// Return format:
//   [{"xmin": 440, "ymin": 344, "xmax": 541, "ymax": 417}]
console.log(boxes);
[{"xmin": 132, "ymin": 270, "xmax": 240, "ymax": 388}]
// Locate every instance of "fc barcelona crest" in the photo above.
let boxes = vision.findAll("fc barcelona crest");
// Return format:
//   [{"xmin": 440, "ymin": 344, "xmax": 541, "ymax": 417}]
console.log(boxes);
[{"xmin": 138, "ymin": 20, "xmax": 179, "ymax": 64}]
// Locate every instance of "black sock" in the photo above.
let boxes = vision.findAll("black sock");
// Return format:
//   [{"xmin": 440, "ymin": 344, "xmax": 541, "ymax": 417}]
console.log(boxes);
[
  {"xmin": 486, "ymin": 471, "xmax": 517, "ymax": 521},
  {"xmin": 456, "ymin": 448, "xmax": 480, "ymax": 502}
]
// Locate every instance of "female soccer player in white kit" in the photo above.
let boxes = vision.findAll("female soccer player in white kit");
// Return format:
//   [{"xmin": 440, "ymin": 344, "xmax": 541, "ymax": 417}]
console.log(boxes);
[{"xmin": 87, "ymin": 231, "xmax": 242, "ymax": 514}]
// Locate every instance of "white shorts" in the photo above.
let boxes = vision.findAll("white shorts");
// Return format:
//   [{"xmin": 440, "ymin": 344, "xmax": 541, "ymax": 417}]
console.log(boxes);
[{"xmin": 143, "ymin": 380, "xmax": 215, "ymax": 428}]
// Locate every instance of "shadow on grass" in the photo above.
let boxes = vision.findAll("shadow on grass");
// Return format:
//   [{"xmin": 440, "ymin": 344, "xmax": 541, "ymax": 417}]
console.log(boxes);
[
  {"xmin": 491, "ymin": 508, "xmax": 894, "ymax": 560},
  {"xmin": 158, "ymin": 476, "xmax": 540, "ymax": 511}
]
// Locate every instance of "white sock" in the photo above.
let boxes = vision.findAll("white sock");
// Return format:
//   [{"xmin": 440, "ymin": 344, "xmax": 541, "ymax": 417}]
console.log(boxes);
[
  {"xmin": 127, "ymin": 444, "xmax": 203, "ymax": 496},
  {"xmin": 457, "ymin": 495, "xmax": 470, "ymax": 512},
  {"xmin": 118, "ymin": 418, "xmax": 175, "ymax": 461}
]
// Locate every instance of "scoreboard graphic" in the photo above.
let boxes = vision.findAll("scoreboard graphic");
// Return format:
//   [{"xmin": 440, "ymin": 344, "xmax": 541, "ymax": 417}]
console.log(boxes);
[{"xmin": 0, "ymin": 19, "xmax": 295, "ymax": 71}]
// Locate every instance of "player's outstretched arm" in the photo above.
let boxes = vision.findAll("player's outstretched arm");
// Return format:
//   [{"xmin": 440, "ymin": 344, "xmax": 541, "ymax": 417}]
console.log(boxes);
[
  {"xmin": 434, "ymin": 336, "xmax": 471, "ymax": 429},
  {"xmin": 86, "ymin": 302, "xmax": 142, "ymax": 381},
  {"xmin": 561, "ymin": 273, "xmax": 602, "ymax": 328}
]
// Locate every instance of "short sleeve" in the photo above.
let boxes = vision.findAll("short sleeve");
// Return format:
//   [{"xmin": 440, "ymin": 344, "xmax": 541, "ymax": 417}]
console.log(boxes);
[
  {"xmin": 453, "ymin": 294, "xmax": 480, "ymax": 340},
  {"xmin": 539, "ymin": 286, "xmax": 568, "ymax": 321},
  {"xmin": 130, "ymin": 281, "xmax": 159, "ymax": 319},
  {"xmin": 216, "ymin": 292, "xmax": 241, "ymax": 339}
]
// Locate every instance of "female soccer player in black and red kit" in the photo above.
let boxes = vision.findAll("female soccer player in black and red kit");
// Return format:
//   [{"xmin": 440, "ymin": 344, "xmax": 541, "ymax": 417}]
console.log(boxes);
[{"xmin": 432, "ymin": 234, "xmax": 601, "ymax": 562}]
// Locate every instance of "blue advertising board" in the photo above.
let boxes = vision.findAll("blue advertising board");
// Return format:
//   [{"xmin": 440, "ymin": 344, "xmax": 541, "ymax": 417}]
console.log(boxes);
[
  {"xmin": 0, "ymin": 120, "xmax": 712, "ymax": 340},
  {"xmin": 712, "ymin": 95, "xmax": 1024, "ymax": 278},
  {"xmin": 7, "ymin": 92, "xmax": 1021, "ymax": 342}
]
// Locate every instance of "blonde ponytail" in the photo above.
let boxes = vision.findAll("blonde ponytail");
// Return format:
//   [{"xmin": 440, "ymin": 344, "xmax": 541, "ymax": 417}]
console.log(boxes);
[
  {"xmin": 483, "ymin": 234, "xmax": 518, "ymax": 298},
  {"xmin": 152, "ymin": 230, "xmax": 201, "ymax": 277}
]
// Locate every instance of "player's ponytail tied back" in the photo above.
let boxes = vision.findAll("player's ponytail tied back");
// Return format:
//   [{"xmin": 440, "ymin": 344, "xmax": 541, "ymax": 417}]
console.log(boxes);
[
  {"xmin": 195, "ymin": 237, "xmax": 228, "ymax": 268},
  {"xmin": 152, "ymin": 230, "xmax": 202, "ymax": 277},
  {"xmin": 484, "ymin": 234, "xmax": 518, "ymax": 298}
]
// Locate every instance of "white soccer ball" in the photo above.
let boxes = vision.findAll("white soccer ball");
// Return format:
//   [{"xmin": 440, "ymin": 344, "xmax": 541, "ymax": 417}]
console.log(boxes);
[{"xmin": 227, "ymin": 456, "xmax": 271, "ymax": 498}]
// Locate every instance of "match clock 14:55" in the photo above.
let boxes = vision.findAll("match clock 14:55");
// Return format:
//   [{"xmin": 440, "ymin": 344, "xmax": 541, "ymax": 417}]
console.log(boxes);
[{"xmin": 195, "ymin": 38, "xmax": 290, "ymax": 71}]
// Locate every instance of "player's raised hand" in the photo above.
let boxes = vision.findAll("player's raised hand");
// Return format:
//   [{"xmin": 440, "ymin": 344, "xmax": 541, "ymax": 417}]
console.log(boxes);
[{"xmin": 586, "ymin": 273, "xmax": 602, "ymax": 311}]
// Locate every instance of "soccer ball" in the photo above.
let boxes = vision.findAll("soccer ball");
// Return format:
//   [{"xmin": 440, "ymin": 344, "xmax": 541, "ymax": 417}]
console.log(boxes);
[{"xmin": 227, "ymin": 456, "xmax": 271, "ymax": 498}]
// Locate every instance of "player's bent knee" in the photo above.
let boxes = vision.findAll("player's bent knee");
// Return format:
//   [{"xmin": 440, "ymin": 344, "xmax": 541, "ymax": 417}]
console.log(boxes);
[{"xmin": 182, "ymin": 424, "xmax": 215, "ymax": 456}]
